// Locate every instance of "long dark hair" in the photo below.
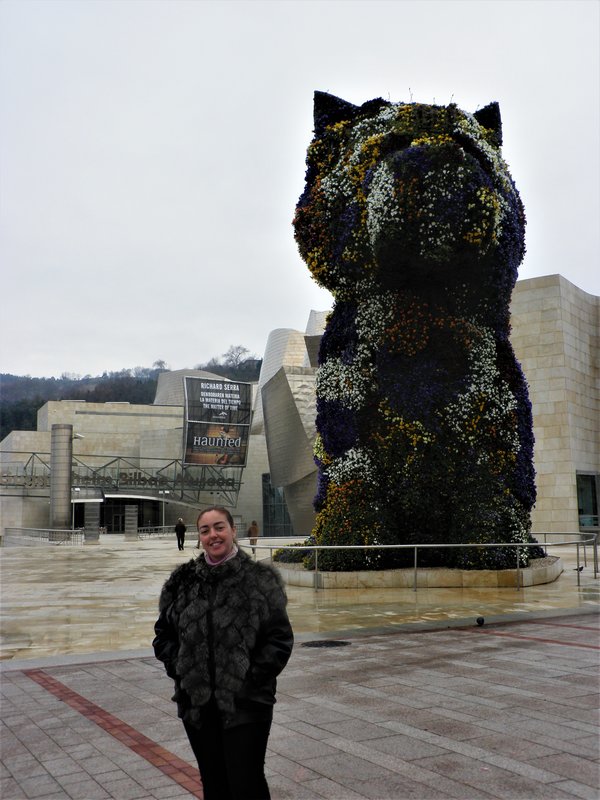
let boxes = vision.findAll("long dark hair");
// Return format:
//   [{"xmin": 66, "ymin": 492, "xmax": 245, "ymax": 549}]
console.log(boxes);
[{"xmin": 196, "ymin": 506, "xmax": 235, "ymax": 530}]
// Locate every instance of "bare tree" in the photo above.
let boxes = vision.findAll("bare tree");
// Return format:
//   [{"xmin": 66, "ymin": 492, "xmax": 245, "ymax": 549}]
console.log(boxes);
[{"xmin": 222, "ymin": 345, "xmax": 250, "ymax": 369}]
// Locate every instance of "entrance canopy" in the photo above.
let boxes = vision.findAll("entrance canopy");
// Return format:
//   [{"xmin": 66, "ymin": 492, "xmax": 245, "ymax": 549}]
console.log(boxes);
[{"xmin": 1, "ymin": 452, "xmax": 243, "ymax": 507}]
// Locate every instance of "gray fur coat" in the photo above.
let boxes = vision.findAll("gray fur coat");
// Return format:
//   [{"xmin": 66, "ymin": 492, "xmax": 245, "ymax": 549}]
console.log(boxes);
[{"xmin": 153, "ymin": 550, "xmax": 293, "ymax": 728}]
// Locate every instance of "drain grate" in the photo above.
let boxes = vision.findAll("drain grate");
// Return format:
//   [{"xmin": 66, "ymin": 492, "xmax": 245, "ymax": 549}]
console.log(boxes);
[{"xmin": 301, "ymin": 640, "xmax": 351, "ymax": 648}]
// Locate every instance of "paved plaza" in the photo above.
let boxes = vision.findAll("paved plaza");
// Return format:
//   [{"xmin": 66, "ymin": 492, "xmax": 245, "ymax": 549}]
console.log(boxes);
[{"xmin": 1, "ymin": 538, "xmax": 599, "ymax": 799}]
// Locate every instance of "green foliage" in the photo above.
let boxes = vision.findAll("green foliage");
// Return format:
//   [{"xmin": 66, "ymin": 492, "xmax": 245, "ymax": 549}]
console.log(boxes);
[
  {"xmin": 72, "ymin": 374, "xmax": 158, "ymax": 404},
  {"xmin": 0, "ymin": 395, "xmax": 46, "ymax": 441},
  {"xmin": 0, "ymin": 368, "xmax": 160, "ymax": 441},
  {"xmin": 273, "ymin": 531, "xmax": 545, "ymax": 572},
  {"xmin": 273, "ymin": 536, "xmax": 316, "ymax": 564},
  {"xmin": 310, "ymin": 480, "xmax": 390, "ymax": 571}
]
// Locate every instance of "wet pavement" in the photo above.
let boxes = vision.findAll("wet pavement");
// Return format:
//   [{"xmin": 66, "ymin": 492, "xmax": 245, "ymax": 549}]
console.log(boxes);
[
  {"xmin": 1, "ymin": 537, "xmax": 598, "ymax": 662},
  {"xmin": 1, "ymin": 537, "xmax": 598, "ymax": 799}
]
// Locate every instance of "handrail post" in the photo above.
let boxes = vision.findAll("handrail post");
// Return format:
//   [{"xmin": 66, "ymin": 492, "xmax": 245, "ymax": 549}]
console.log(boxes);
[
  {"xmin": 593, "ymin": 532, "xmax": 598, "ymax": 579},
  {"xmin": 516, "ymin": 546, "xmax": 521, "ymax": 590},
  {"xmin": 413, "ymin": 546, "xmax": 418, "ymax": 592},
  {"xmin": 576, "ymin": 542, "xmax": 581, "ymax": 586},
  {"xmin": 314, "ymin": 548, "xmax": 319, "ymax": 591}
]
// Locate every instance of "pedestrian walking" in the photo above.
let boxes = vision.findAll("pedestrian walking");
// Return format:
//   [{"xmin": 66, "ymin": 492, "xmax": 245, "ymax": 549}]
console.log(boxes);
[
  {"xmin": 248, "ymin": 519, "xmax": 259, "ymax": 557},
  {"xmin": 174, "ymin": 518, "xmax": 186, "ymax": 551}
]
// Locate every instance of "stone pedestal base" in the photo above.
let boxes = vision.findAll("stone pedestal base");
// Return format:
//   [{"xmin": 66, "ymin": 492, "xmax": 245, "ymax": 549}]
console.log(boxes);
[{"xmin": 276, "ymin": 556, "xmax": 563, "ymax": 590}]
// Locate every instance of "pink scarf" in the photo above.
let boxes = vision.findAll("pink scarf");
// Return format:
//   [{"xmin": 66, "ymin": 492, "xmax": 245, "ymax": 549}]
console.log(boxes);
[{"xmin": 203, "ymin": 544, "xmax": 239, "ymax": 567}]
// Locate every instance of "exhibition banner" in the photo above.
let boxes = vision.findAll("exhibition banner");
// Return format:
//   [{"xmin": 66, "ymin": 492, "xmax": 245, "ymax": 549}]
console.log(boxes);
[{"xmin": 183, "ymin": 377, "xmax": 252, "ymax": 466}]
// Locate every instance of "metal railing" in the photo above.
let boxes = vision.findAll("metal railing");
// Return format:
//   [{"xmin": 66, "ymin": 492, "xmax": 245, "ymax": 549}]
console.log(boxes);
[
  {"xmin": 258, "ymin": 532, "xmax": 598, "ymax": 591},
  {"xmin": 4, "ymin": 525, "xmax": 190, "ymax": 543},
  {"xmin": 137, "ymin": 526, "xmax": 175, "ymax": 539},
  {"xmin": 3, "ymin": 529, "xmax": 597, "ymax": 590},
  {"xmin": 0, "ymin": 450, "xmax": 243, "ymax": 507},
  {"xmin": 3, "ymin": 527, "xmax": 85, "ymax": 546}
]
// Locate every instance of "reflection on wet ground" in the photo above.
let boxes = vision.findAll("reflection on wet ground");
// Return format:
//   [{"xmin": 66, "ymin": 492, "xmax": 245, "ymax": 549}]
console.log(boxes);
[{"xmin": 1, "ymin": 537, "xmax": 598, "ymax": 661}]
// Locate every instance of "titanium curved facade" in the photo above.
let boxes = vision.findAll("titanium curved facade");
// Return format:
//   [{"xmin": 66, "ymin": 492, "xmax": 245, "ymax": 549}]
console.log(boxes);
[{"xmin": 254, "ymin": 327, "xmax": 323, "ymax": 536}]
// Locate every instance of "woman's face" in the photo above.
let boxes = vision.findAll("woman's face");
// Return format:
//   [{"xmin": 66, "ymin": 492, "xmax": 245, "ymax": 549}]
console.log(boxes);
[{"xmin": 197, "ymin": 509, "xmax": 236, "ymax": 560}]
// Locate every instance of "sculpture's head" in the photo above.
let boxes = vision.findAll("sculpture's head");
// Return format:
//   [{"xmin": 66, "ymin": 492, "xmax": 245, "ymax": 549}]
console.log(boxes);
[{"xmin": 294, "ymin": 92, "xmax": 525, "ymax": 300}]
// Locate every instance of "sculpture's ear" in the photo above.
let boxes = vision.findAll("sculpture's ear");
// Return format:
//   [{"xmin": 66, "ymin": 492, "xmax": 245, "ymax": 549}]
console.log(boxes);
[
  {"xmin": 314, "ymin": 91, "xmax": 359, "ymax": 136},
  {"xmin": 474, "ymin": 102, "xmax": 502, "ymax": 147}
]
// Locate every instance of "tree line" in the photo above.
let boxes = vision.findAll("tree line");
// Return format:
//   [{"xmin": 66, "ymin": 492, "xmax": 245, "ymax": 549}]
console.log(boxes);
[{"xmin": 0, "ymin": 348, "xmax": 261, "ymax": 442}]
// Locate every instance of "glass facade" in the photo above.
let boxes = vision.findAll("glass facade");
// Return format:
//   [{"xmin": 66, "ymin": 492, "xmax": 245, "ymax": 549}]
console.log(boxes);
[
  {"xmin": 576, "ymin": 472, "xmax": 599, "ymax": 528},
  {"xmin": 262, "ymin": 473, "xmax": 294, "ymax": 536},
  {"xmin": 101, "ymin": 499, "xmax": 159, "ymax": 532}
]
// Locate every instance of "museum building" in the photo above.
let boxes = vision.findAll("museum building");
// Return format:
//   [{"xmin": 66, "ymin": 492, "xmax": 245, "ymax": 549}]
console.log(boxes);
[{"xmin": 0, "ymin": 274, "xmax": 598, "ymax": 540}]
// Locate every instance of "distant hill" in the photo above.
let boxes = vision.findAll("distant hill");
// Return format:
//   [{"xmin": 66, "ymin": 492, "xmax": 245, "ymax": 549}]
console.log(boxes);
[
  {"xmin": 0, "ymin": 370, "xmax": 160, "ymax": 441},
  {"xmin": 0, "ymin": 357, "xmax": 262, "ymax": 442}
]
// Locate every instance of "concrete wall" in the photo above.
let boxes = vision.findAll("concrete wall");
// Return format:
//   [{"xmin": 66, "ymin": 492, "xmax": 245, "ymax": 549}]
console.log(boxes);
[
  {"xmin": 0, "ymin": 495, "xmax": 50, "ymax": 532},
  {"xmin": 38, "ymin": 401, "xmax": 182, "ymax": 435},
  {"xmin": 139, "ymin": 427, "xmax": 183, "ymax": 462},
  {"xmin": 0, "ymin": 430, "xmax": 51, "ymax": 458},
  {"xmin": 510, "ymin": 275, "xmax": 600, "ymax": 533}
]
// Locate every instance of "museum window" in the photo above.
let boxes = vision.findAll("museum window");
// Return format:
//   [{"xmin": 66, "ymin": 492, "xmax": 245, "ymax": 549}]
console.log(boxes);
[
  {"xmin": 262, "ymin": 473, "xmax": 294, "ymax": 536},
  {"xmin": 576, "ymin": 472, "xmax": 599, "ymax": 529}
]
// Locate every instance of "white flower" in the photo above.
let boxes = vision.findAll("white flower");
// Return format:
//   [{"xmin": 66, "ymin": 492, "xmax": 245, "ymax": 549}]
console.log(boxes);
[
  {"xmin": 327, "ymin": 447, "xmax": 377, "ymax": 485},
  {"xmin": 354, "ymin": 285, "xmax": 396, "ymax": 347},
  {"xmin": 442, "ymin": 326, "xmax": 520, "ymax": 454},
  {"xmin": 316, "ymin": 357, "xmax": 375, "ymax": 409},
  {"xmin": 366, "ymin": 162, "xmax": 402, "ymax": 247}
]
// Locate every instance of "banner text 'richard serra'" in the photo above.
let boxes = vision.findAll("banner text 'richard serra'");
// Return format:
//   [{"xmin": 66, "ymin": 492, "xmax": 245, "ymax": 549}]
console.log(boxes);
[{"xmin": 183, "ymin": 377, "xmax": 252, "ymax": 467}]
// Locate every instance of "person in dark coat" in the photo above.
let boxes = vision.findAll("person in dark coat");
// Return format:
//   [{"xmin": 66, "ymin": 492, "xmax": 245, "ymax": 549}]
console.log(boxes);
[
  {"xmin": 153, "ymin": 505, "xmax": 293, "ymax": 800},
  {"xmin": 174, "ymin": 518, "xmax": 186, "ymax": 551},
  {"xmin": 248, "ymin": 519, "xmax": 259, "ymax": 556}
]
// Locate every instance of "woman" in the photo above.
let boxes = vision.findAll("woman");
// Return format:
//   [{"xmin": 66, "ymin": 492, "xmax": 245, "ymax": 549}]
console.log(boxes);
[{"xmin": 153, "ymin": 506, "xmax": 293, "ymax": 800}]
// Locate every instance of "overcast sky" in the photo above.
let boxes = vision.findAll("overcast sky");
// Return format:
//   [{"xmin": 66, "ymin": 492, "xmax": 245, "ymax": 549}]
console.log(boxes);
[{"xmin": 1, "ymin": 0, "xmax": 598, "ymax": 379}]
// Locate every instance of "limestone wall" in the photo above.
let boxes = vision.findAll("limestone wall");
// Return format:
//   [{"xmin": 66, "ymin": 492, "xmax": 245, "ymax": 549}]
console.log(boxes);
[
  {"xmin": 37, "ymin": 401, "xmax": 182, "ymax": 435},
  {"xmin": 510, "ymin": 274, "xmax": 599, "ymax": 533}
]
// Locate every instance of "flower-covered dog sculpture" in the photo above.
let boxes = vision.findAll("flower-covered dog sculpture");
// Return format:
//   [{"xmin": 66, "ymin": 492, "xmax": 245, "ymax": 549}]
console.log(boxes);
[{"xmin": 294, "ymin": 92, "xmax": 536, "ymax": 570}]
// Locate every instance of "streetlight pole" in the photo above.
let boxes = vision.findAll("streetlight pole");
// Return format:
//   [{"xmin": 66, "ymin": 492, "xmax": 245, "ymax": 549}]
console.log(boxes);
[
  {"xmin": 72, "ymin": 487, "xmax": 80, "ymax": 529},
  {"xmin": 159, "ymin": 490, "xmax": 170, "ymax": 529}
]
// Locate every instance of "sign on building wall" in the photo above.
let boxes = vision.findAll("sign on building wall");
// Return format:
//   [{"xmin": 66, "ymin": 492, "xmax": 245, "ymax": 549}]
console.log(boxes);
[{"xmin": 183, "ymin": 377, "xmax": 252, "ymax": 467}]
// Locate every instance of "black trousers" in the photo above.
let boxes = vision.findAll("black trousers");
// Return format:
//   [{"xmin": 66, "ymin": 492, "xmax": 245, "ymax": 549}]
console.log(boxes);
[
  {"xmin": 183, "ymin": 704, "xmax": 273, "ymax": 800},
  {"xmin": 176, "ymin": 532, "xmax": 185, "ymax": 550}
]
